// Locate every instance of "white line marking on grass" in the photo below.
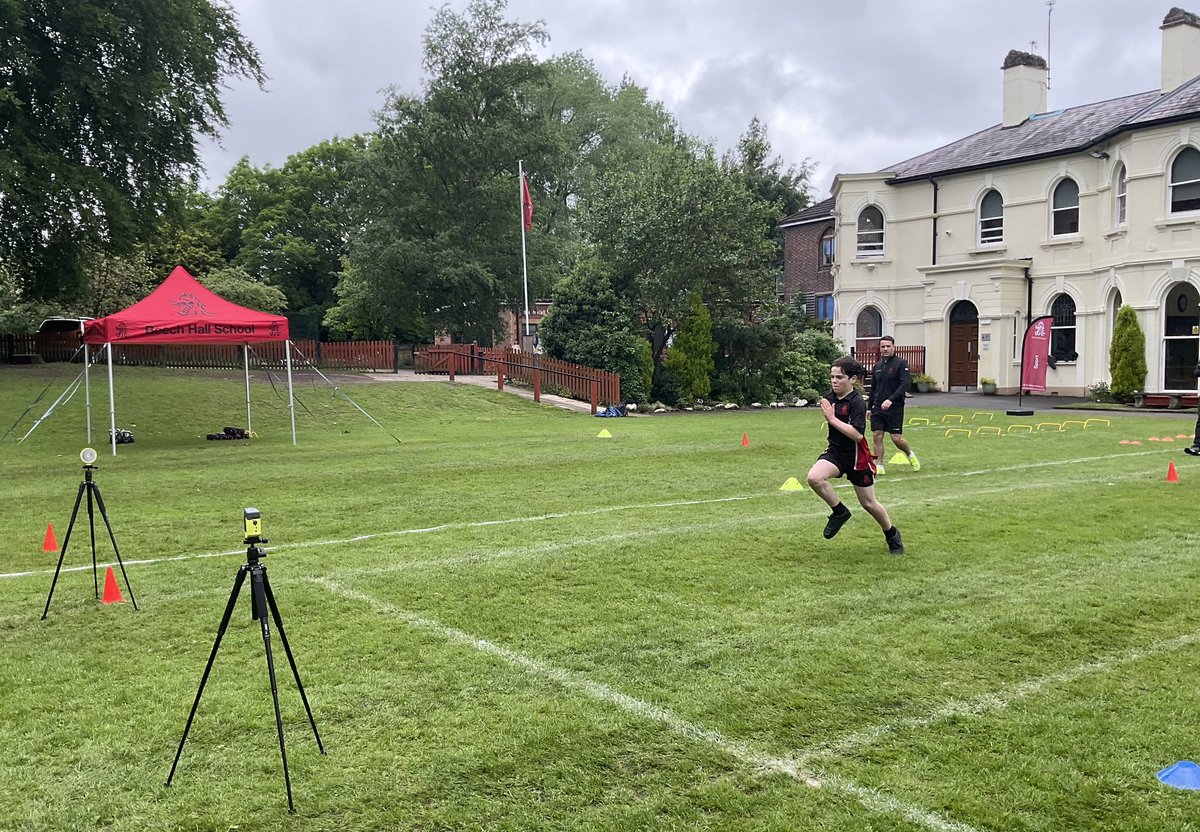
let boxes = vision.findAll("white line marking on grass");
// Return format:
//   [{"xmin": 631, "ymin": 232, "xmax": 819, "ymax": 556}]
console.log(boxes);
[
  {"xmin": 0, "ymin": 448, "xmax": 1168, "ymax": 582},
  {"xmin": 0, "ymin": 496, "xmax": 749, "ymax": 581},
  {"xmin": 795, "ymin": 628, "xmax": 1200, "ymax": 766},
  {"xmin": 313, "ymin": 577, "xmax": 983, "ymax": 832}
]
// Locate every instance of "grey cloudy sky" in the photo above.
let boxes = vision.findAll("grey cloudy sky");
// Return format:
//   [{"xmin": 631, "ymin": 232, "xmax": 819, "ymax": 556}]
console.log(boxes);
[{"xmin": 199, "ymin": 0, "xmax": 1163, "ymax": 197}]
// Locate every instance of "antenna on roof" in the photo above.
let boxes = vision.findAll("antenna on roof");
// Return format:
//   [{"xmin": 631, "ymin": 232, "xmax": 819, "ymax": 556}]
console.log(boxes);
[{"xmin": 1046, "ymin": 0, "xmax": 1056, "ymax": 97}]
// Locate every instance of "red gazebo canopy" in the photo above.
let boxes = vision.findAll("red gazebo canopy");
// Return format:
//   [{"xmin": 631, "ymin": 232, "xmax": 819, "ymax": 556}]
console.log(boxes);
[{"xmin": 84, "ymin": 266, "xmax": 289, "ymax": 345}]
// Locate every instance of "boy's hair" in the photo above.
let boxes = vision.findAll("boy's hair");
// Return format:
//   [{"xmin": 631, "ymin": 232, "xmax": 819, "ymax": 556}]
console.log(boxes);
[
  {"xmin": 832, "ymin": 356, "xmax": 865, "ymax": 381},
  {"xmin": 879, "ymin": 335, "xmax": 895, "ymax": 345}
]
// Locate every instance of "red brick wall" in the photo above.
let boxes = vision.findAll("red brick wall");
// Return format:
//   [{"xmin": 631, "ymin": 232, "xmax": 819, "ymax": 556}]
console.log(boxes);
[{"xmin": 781, "ymin": 220, "xmax": 835, "ymax": 315}]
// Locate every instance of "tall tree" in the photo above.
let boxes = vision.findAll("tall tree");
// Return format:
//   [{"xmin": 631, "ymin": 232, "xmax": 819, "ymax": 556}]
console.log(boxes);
[
  {"xmin": 726, "ymin": 117, "xmax": 811, "ymax": 273},
  {"xmin": 0, "ymin": 0, "xmax": 264, "ymax": 300},
  {"xmin": 585, "ymin": 139, "xmax": 777, "ymax": 369},
  {"xmin": 218, "ymin": 137, "xmax": 366, "ymax": 339},
  {"xmin": 329, "ymin": 0, "xmax": 551, "ymax": 342}
]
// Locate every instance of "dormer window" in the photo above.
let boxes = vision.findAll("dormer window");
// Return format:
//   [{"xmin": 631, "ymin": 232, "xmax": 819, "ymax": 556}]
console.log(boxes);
[
  {"xmin": 856, "ymin": 206, "xmax": 884, "ymax": 257},
  {"xmin": 1114, "ymin": 163, "xmax": 1127, "ymax": 226},
  {"xmin": 1170, "ymin": 147, "xmax": 1200, "ymax": 213},
  {"xmin": 979, "ymin": 189, "xmax": 1004, "ymax": 244},
  {"xmin": 1052, "ymin": 178, "xmax": 1079, "ymax": 236}
]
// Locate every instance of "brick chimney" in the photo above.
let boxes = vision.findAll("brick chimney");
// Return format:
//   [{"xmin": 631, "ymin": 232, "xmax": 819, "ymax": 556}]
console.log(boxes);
[
  {"xmin": 1162, "ymin": 7, "xmax": 1200, "ymax": 93},
  {"xmin": 1001, "ymin": 50, "xmax": 1048, "ymax": 128}
]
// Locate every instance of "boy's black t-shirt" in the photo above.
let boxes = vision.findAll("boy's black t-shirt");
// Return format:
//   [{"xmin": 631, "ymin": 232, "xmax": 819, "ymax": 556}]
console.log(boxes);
[{"xmin": 823, "ymin": 390, "xmax": 866, "ymax": 463}]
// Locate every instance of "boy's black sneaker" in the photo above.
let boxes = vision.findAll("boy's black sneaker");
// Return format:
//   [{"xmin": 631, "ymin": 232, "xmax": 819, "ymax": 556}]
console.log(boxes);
[
  {"xmin": 823, "ymin": 506, "xmax": 851, "ymax": 539},
  {"xmin": 1186, "ymin": 445, "xmax": 1200, "ymax": 456},
  {"xmin": 886, "ymin": 526, "xmax": 904, "ymax": 556}
]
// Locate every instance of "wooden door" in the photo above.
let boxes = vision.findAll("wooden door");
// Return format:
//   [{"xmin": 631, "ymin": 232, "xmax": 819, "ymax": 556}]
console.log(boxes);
[{"xmin": 949, "ymin": 323, "xmax": 979, "ymax": 388}]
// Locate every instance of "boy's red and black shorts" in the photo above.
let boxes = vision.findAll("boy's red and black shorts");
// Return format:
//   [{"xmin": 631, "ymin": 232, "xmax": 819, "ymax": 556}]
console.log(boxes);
[{"xmin": 818, "ymin": 450, "xmax": 875, "ymax": 488}]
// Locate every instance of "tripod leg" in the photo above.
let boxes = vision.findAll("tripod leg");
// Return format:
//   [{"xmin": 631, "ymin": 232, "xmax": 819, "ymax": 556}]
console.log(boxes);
[
  {"xmin": 263, "ymin": 572, "xmax": 325, "ymax": 753},
  {"xmin": 91, "ymin": 483, "xmax": 138, "ymax": 610},
  {"xmin": 251, "ymin": 566, "xmax": 295, "ymax": 813},
  {"xmin": 166, "ymin": 567, "xmax": 248, "ymax": 787},
  {"xmin": 42, "ymin": 482, "xmax": 85, "ymax": 620},
  {"xmin": 86, "ymin": 482, "xmax": 98, "ymax": 598}
]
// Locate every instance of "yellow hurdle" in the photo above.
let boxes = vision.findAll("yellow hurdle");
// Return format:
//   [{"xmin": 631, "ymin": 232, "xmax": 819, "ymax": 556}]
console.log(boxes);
[
  {"xmin": 1084, "ymin": 418, "xmax": 1111, "ymax": 428},
  {"xmin": 1060, "ymin": 420, "xmax": 1086, "ymax": 431},
  {"xmin": 972, "ymin": 412, "xmax": 994, "ymax": 422},
  {"xmin": 944, "ymin": 428, "xmax": 973, "ymax": 438},
  {"xmin": 1036, "ymin": 422, "xmax": 1062, "ymax": 431},
  {"xmin": 908, "ymin": 417, "xmax": 931, "ymax": 426},
  {"xmin": 942, "ymin": 414, "xmax": 965, "ymax": 424},
  {"xmin": 1007, "ymin": 424, "xmax": 1034, "ymax": 434},
  {"xmin": 976, "ymin": 426, "xmax": 1003, "ymax": 436}
]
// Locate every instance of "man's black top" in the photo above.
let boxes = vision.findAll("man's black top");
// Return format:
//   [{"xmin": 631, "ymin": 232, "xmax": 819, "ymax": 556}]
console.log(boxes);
[
  {"xmin": 870, "ymin": 355, "xmax": 910, "ymax": 410},
  {"xmin": 823, "ymin": 390, "xmax": 866, "ymax": 464}
]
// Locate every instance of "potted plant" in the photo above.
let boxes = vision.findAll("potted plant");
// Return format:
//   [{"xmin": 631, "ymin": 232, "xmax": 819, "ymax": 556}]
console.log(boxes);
[
  {"xmin": 911, "ymin": 372, "xmax": 936, "ymax": 393},
  {"xmin": 980, "ymin": 377, "xmax": 997, "ymax": 395}
]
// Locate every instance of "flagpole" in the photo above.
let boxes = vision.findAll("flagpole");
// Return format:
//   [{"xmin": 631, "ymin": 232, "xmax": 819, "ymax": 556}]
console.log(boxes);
[{"xmin": 519, "ymin": 160, "xmax": 531, "ymax": 344}]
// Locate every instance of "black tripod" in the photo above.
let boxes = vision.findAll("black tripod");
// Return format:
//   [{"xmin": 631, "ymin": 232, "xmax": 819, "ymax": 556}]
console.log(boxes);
[
  {"xmin": 166, "ymin": 538, "xmax": 325, "ymax": 813},
  {"xmin": 42, "ymin": 461, "xmax": 138, "ymax": 619}
]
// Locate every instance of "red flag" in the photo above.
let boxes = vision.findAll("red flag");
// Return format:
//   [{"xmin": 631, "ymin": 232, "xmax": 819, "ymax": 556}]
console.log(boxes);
[
  {"xmin": 521, "ymin": 174, "xmax": 534, "ymax": 231},
  {"xmin": 1020, "ymin": 315, "xmax": 1054, "ymax": 392}
]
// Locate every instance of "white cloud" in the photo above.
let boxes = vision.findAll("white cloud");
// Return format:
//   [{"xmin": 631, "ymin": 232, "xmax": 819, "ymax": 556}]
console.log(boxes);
[{"xmin": 200, "ymin": 0, "xmax": 1169, "ymax": 197}]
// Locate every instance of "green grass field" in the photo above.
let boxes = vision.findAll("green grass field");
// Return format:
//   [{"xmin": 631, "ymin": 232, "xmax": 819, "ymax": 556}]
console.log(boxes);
[{"xmin": 2, "ymin": 365, "xmax": 1200, "ymax": 831}]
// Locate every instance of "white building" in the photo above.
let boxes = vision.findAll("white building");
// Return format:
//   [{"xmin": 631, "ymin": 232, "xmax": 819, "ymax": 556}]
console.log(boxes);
[{"xmin": 830, "ymin": 6, "xmax": 1200, "ymax": 395}]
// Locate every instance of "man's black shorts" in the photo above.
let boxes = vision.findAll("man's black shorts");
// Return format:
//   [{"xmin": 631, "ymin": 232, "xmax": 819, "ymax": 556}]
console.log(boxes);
[
  {"xmin": 818, "ymin": 450, "xmax": 875, "ymax": 488},
  {"xmin": 871, "ymin": 406, "xmax": 905, "ymax": 434}
]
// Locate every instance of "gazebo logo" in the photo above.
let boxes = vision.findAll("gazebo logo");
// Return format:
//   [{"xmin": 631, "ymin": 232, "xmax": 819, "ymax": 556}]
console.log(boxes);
[
  {"xmin": 115, "ymin": 322, "xmax": 128, "ymax": 339},
  {"xmin": 172, "ymin": 293, "xmax": 213, "ymax": 317}
]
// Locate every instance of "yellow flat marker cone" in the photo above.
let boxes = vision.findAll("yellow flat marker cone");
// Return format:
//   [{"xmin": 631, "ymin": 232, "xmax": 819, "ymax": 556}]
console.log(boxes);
[
  {"xmin": 889, "ymin": 451, "xmax": 910, "ymax": 464},
  {"xmin": 779, "ymin": 477, "xmax": 804, "ymax": 491},
  {"xmin": 596, "ymin": 428, "xmax": 613, "ymax": 438}
]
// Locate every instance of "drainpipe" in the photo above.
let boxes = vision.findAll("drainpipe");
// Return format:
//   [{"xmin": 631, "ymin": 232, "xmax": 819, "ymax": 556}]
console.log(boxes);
[
  {"xmin": 930, "ymin": 177, "xmax": 939, "ymax": 266},
  {"xmin": 1024, "ymin": 265, "xmax": 1033, "ymax": 331}
]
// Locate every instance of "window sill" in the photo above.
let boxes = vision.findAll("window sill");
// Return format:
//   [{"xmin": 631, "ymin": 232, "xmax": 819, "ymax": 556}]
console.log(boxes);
[
  {"xmin": 1154, "ymin": 215, "xmax": 1200, "ymax": 230},
  {"xmin": 1102, "ymin": 227, "xmax": 1127, "ymax": 241},
  {"xmin": 850, "ymin": 258, "xmax": 891, "ymax": 268},
  {"xmin": 968, "ymin": 244, "xmax": 1007, "ymax": 257},
  {"xmin": 1040, "ymin": 235, "xmax": 1084, "ymax": 249}
]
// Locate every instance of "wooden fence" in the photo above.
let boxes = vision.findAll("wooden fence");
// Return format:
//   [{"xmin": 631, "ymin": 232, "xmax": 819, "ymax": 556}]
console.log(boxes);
[
  {"xmin": 2, "ymin": 335, "xmax": 407, "ymax": 371},
  {"xmin": 852, "ymin": 345, "xmax": 926, "ymax": 374},
  {"xmin": 414, "ymin": 343, "xmax": 621, "ymax": 413}
]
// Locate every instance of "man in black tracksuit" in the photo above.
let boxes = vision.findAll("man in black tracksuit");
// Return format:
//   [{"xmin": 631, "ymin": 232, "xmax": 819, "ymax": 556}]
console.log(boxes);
[{"xmin": 868, "ymin": 336, "xmax": 920, "ymax": 474}]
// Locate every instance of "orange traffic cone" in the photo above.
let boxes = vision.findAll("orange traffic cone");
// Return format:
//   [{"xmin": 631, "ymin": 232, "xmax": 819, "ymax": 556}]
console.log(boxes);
[
  {"xmin": 42, "ymin": 523, "xmax": 58, "ymax": 552},
  {"xmin": 1168, "ymin": 461, "xmax": 1180, "ymax": 483},
  {"xmin": 742, "ymin": 433, "xmax": 750, "ymax": 448},
  {"xmin": 101, "ymin": 566, "xmax": 125, "ymax": 604}
]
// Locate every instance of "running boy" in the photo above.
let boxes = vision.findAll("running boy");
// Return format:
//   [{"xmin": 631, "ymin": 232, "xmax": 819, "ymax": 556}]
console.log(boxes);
[{"xmin": 807, "ymin": 356, "xmax": 904, "ymax": 555}]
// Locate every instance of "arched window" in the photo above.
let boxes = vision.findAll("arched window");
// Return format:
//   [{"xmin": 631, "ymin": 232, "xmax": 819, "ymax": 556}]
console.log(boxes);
[
  {"xmin": 819, "ymin": 226, "xmax": 836, "ymax": 268},
  {"xmin": 1052, "ymin": 178, "xmax": 1079, "ymax": 236},
  {"xmin": 979, "ymin": 189, "xmax": 1004, "ymax": 244},
  {"xmin": 856, "ymin": 206, "xmax": 884, "ymax": 257},
  {"xmin": 855, "ymin": 306, "xmax": 882, "ymax": 356},
  {"xmin": 1170, "ymin": 147, "xmax": 1200, "ymax": 213},
  {"xmin": 1050, "ymin": 294, "xmax": 1077, "ymax": 359},
  {"xmin": 1113, "ymin": 164, "xmax": 1127, "ymax": 226}
]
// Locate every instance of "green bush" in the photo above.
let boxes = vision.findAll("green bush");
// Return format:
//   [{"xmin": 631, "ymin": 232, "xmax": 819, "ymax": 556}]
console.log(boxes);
[
  {"xmin": 1109, "ymin": 305, "xmax": 1146, "ymax": 402},
  {"xmin": 539, "ymin": 262, "xmax": 652, "ymax": 404},
  {"xmin": 662, "ymin": 293, "xmax": 715, "ymax": 403}
]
